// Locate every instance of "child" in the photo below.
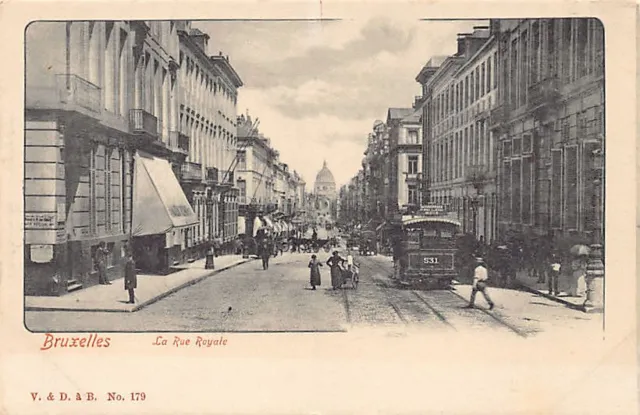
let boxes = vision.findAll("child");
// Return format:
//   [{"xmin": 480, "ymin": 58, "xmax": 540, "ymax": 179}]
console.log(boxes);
[{"xmin": 308, "ymin": 254, "xmax": 322, "ymax": 290}]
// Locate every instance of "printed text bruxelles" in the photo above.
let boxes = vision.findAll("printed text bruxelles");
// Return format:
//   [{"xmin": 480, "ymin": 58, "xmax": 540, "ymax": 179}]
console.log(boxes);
[{"xmin": 40, "ymin": 333, "xmax": 111, "ymax": 350}]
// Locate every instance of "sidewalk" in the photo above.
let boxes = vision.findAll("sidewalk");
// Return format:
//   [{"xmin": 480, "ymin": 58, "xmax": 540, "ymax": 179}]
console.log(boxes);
[
  {"xmin": 513, "ymin": 269, "xmax": 586, "ymax": 312},
  {"xmin": 365, "ymin": 253, "xmax": 587, "ymax": 312},
  {"xmin": 25, "ymin": 255, "xmax": 253, "ymax": 313}
]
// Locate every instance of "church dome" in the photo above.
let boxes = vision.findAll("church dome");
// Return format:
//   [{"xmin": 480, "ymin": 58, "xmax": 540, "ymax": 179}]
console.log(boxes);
[{"xmin": 315, "ymin": 160, "xmax": 335, "ymax": 184}]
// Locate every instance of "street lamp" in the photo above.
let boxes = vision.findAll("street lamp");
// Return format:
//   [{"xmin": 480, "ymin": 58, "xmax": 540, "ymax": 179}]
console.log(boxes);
[{"xmin": 584, "ymin": 143, "xmax": 604, "ymax": 313}]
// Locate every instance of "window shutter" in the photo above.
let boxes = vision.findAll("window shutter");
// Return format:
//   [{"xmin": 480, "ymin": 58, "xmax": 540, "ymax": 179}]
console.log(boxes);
[
  {"xmin": 564, "ymin": 145, "xmax": 578, "ymax": 230},
  {"xmin": 89, "ymin": 147, "xmax": 97, "ymax": 235},
  {"xmin": 522, "ymin": 133, "xmax": 532, "ymax": 154},
  {"xmin": 501, "ymin": 160, "xmax": 512, "ymax": 221},
  {"xmin": 550, "ymin": 148, "xmax": 563, "ymax": 228},
  {"xmin": 511, "ymin": 158, "xmax": 522, "ymax": 223}
]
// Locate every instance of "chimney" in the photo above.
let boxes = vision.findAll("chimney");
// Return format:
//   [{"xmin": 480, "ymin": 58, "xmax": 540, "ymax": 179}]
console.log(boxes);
[
  {"xmin": 489, "ymin": 19, "xmax": 501, "ymax": 36},
  {"xmin": 189, "ymin": 30, "xmax": 210, "ymax": 53},
  {"xmin": 456, "ymin": 36, "xmax": 465, "ymax": 56},
  {"xmin": 456, "ymin": 33, "xmax": 471, "ymax": 56}
]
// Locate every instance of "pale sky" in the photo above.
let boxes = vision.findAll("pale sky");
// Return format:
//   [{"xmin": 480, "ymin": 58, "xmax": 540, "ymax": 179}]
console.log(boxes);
[{"xmin": 193, "ymin": 18, "xmax": 485, "ymax": 188}]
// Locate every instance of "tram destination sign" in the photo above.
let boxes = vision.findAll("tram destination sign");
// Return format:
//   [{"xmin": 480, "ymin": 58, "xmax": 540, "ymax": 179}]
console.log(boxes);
[{"xmin": 420, "ymin": 204, "xmax": 445, "ymax": 216}]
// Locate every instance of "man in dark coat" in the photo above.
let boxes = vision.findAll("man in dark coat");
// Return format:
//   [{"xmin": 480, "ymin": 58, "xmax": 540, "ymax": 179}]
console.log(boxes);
[
  {"xmin": 95, "ymin": 241, "xmax": 111, "ymax": 285},
  {"xmin": 124, "ymin": 251, "xmax": 137, "ymax": 304},
  {"xmin": 261, "ymin": 239, "xmax": 272, "ymax": 270}
]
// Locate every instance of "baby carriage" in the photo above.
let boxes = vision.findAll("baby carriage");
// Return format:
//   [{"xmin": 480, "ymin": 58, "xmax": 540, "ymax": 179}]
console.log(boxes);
[{"xmin": 341, "ymin": 264, "xmax": 359, "ymax": 289}]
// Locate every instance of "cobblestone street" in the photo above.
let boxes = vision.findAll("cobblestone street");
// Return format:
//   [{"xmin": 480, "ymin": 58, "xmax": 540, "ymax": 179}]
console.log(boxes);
[{"xmin": 26, "ymin": 251, "xmax": 601, "ymax": 335}]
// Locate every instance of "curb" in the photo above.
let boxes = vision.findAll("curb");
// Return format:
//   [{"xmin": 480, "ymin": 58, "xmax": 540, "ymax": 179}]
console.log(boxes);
[
  {"xmin": 25, "ymin": 258, "xmax": 254, "ymax": 313},
  {"xmin": 514, "ymin": 280, "xmax": 586, "ymax": 312}
]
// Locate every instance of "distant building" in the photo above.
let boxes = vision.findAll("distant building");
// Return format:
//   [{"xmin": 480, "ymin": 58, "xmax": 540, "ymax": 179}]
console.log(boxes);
[
  {"xmin": 311, "ymin": 161, "xmax": 338, "ymax": 227},
  {"xmin": 386, "ymin": 107, "xmax": 423, "ymax": 214},
  {"xmin": 235, "ymin": 112, "xmax": 304, "ymax": 238}
]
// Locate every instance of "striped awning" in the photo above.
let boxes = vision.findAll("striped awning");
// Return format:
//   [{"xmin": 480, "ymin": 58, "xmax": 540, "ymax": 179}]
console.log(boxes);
[{"xmin": 262, "ymin": 216, "xmax": 274, "ymax": 228}]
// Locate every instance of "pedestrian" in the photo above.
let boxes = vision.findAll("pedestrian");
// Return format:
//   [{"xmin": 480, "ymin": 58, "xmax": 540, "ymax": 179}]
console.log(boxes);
[
  {"xmin": 124, "ymin": 249, "xmax": 137, "ymax": 304},
  {"xmin": 95, "ymin": 241, "xmax": 111, "ymax": 285},
  {"xmin": 261, "ymin": 239, "xmax": 271, "ymax": 270},
  {"xmin": 465, "ymin": 257, "xmax": 495, "ymax": 310},
  {"xmin": 549, "ymin": 251, "xmax": 561, "ymax": 296},
  {"xmin": 326, "ymin": 251, "xmax": 345, "ymax": 290},
  {"xmin": 308, "ymin": 254, "xmax": 322, "ymax": 290}
]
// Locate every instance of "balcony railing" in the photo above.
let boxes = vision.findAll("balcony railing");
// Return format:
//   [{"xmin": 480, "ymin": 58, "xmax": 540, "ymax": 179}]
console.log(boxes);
[
  {"xmin": 56, "ymin": 74, "xmax": 101, "ymax": 113},
  {"xmin": 169, "ymin": 131, "xmax": 190, "ymax": 155},
  {"xmin": 206, "ymin": 167, "xmax": 219, "ymax": 183},
  {"xmin": 181, "ymin": 161, "xmax": 202, "ymax": 182},
  {"xmin": 528, "ymin": 77, "xmax": 561, "ymax": 110},
  {"xmin": 129, "ymin": 109, "xmax": 159, "ymax": 138}
]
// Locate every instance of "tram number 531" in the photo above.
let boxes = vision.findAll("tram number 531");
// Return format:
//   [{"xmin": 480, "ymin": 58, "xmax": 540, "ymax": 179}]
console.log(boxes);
[{"xmin": 423, "ymin": 257, "xmax": 439, "ymax": 264}]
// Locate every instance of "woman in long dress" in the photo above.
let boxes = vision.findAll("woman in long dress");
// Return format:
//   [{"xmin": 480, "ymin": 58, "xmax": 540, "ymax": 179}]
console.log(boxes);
[
  {"xmin": 326, "ymin": 251, "xmax": 345, "ymax": 290},
  {"xmin": 308, "ymin": 254, "xmax": 322, "ymax": 290}
]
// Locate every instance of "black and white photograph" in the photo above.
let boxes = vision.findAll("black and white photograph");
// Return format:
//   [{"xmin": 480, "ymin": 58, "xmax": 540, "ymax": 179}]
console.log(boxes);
[
  {"xmin": 2, "ymin": 2, "xmax": 637, "ymax": 414},
  {"xmin": 23, "ymin": 17, "xmax": 606, "ymax": 335}
]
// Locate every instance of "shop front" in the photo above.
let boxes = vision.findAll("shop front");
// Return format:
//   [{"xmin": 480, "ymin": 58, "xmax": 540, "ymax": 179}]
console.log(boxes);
[{"xmin": 131, "ymin": 151, "xmax": 198, "ymax": 273}]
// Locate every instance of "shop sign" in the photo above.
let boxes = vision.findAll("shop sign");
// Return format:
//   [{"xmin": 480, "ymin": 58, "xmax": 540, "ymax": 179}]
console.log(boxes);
[
  {"xmin": 55, "ymin": 228, "xmax": 67, "ymax": 244},
  {"xmin": 25, "ymin": 213, "xmax": 56, "ymax": 230},
  {"xmin": 57, "ymin": 203, "xmax": 66, "ymax": 223},
  {"xmin": 30, "ymin": 244, "xmax": 53, "ymax": 263}
]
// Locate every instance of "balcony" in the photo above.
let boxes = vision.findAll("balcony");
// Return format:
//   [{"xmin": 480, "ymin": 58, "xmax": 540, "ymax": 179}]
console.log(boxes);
[
  {"xmin": 206, "ymin": 167, "xmax": 219, "ymax": 184},
  {"xmin": 56, "ymin": 74, "xmax": 102, "ymax": 113},
  {"xmin": 169, "ymin": 131, "xmax": 190, "ymax": 156},
  {"xmin": 181, "ymin": 161, "xmax": 202, "ymax": 182},
  {"xmin": 528, "ymin": 77, "xmax": 561, "ymax": 113},
  {"xmin": 129, "ymin": 109, "xmax": 159, "ymax": 138}
]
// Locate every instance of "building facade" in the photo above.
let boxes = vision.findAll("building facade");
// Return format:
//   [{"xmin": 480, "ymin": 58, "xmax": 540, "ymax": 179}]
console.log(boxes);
[
  {"xmin": 235, "ymin": 113, "xmax": 304, "ymax": 238},
  {"xmin": 176, "ymin": 22, "xmax": 242, "ymax": 258},
  {"xmin": 491, "ymin": 18, "xmax": 605, "ymax": 251},
  {"xmin": 417, "ymin": 26, "xmax": 500, "ymax": 241},
  {"xmin": 25, "ymin": 21, "xmax": 198, "ymax": 294},
  {"xmin": 386, "ymin": 108, "xmax": 423, "ymax": 214},
  {"xmin": 310, "ymin": 161, "xmax": 338, "ymax": 228}
]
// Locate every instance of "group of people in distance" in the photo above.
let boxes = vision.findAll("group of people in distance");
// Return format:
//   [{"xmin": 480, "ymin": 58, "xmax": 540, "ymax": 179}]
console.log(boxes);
[{"xmin": 308, "ymin": 250, "xmax": 359, "ymax": 291}]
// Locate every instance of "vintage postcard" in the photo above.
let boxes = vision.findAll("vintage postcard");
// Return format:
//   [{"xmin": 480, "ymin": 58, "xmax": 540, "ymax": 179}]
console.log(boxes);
[{"xmin": 0, "ymin": 0, "xmax": 637, "ymax": 414}]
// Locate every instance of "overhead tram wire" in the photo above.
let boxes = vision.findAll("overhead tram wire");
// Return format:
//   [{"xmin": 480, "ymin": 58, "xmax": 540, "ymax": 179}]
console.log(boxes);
[{"xmin": 218, "ymin": 118, "xmax": 260, "ymax": 185}]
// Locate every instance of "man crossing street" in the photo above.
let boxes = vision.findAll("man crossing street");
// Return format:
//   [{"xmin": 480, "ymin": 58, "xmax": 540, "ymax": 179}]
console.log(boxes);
[{"xmin": 465, "ymin": 257, "xmax": 495, "ymax": 310}]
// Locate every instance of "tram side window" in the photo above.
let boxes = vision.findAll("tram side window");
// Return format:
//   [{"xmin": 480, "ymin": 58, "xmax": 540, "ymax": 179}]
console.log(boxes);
[
  {"xmin": 422, "ymin": 229, "xmax": 437, "ymax": 238},
  {"xmin": 407, "ymin": 230, "xmax": 421, "ymax": 248},
  {"xmin": 440, "ymin": 229, "xmax": 454, "ymax": 239}
]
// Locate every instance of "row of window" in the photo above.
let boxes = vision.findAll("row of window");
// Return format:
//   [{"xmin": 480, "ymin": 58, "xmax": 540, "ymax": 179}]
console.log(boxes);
[
  {"xmin": 180, "ymin": 52, "xmax": 238, "ymax": 105},
  {"xmin": 501, "ymin": 18, "xmax": 604, "ymax": 109},
  {"xmin": 499, "ymin": 142, "xmax": 601, "ymax": 232},
  {"xmin": 180, "ymin": 112, "xmax": 235, "ymax": 167},
  {"xmin": 431, "ymin": 120, "xmax": 492, "ymax": 184},
  {"xmin": 433, "ymin": 51, "xmax": 497, "ymax": 126}
]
